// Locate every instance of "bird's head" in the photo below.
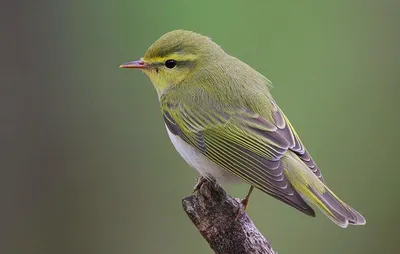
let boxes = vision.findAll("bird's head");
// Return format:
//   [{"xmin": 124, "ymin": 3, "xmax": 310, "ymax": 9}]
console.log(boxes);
[{"xmin": 120, "ymin": 30, "xmax": 224, "ymax": 93}]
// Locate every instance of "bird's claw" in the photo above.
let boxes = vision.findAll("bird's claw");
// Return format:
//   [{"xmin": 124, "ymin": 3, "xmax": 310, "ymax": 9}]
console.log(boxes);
[
  {"xmin": 193, "ymin": 176, "xmax": 207, "ymax": 193},
  {"xmin": 235, "ymin": 197, "xmax": 250, "ymax": 220},
  {"xmin": 235, "ymin": 186, "xmax": 254, "ymax": 220}
]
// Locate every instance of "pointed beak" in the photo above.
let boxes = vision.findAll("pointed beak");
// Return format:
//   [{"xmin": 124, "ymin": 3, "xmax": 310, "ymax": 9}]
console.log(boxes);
[{"xmin": 119, "ymin": 58, "xmax": 147, "ymax": 69}]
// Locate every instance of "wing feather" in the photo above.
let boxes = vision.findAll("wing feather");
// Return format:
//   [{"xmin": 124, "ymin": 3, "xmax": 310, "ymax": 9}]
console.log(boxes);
[
  {"xmin": 272, "ymin": 102, "xmax": 325, "ymax": 182},
  {"xmin": 162, "ymin": 99, "xmax": 317, "ymax": 216}
]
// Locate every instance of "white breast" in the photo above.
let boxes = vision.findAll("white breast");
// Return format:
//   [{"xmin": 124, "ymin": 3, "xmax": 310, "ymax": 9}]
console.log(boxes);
[{"xmin": 166, "ymin": 126, "xmax": 242, "ymax": 184}]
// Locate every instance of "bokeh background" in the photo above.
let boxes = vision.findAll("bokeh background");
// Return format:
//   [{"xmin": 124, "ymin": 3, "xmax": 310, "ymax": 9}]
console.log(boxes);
[{"xmin": 2, "ymin": 1, "xmax": 400, "ymax": 253}]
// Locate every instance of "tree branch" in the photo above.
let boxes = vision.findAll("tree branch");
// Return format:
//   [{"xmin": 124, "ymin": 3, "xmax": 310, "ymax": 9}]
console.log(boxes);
[{"xmin": 182, "ymin": 180, "xmax": 276, "ymax": 254}]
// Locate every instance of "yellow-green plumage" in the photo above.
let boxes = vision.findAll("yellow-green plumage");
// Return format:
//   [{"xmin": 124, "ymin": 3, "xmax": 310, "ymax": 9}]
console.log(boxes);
[{"xmin": 121, "ymin": 30, "xmax": 366, "ymax": 227}]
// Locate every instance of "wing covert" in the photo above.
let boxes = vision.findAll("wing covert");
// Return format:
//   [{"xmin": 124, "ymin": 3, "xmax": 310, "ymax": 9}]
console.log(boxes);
[{"xmin": 162, "ymin": 99, "xmax": 316, "ymax": 216}]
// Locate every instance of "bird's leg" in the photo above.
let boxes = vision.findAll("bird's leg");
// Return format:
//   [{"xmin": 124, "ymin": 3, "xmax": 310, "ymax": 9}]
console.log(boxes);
[
  {"xmin": 236, "ymin": 186, "xmax": 255, "ymax": 220},
  {"xmin": 193, "ymin": 176, "xmax": 207, "ymax": 193},
  {"xmin": 241, "ymin": 186, "xmax": 255, "ymax": 210}
]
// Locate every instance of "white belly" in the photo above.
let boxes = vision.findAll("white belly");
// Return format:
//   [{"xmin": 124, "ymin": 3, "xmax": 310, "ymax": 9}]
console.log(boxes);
[{"xmin": 166, "ymin": 126, "xmax": 242, "ymax": 184}]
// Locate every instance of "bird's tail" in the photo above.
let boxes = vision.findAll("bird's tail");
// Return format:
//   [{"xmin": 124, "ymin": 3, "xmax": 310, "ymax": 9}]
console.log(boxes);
[
  {"xmin": 283, "ymin": 152, "xmax": 366, "ymax": 228},
  {"xmin": 306, "ymin": 185, "xmax": 366, "ymax": 228}
]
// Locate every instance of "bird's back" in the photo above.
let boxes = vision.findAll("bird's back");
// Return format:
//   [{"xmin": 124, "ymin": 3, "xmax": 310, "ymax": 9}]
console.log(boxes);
[{"xmin": 163, "ymin": 54, "xmax": 275, "ymax": 124}]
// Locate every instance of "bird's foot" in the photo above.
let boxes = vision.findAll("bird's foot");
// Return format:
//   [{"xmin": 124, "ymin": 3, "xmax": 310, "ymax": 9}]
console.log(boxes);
[
  {"xmin": 193, "ymin": 176, "xmax": 207, "ymax": 193},
  {"xmin": 235, "ymin": 199, "xmax": 249, "ymax": 220},
  {"xmin": 235, "ymin": 186, "xmax": 255, "ymax": 220}
]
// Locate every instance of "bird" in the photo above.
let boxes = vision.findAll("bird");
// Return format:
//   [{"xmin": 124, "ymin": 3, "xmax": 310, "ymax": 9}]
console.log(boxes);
[{"xmin": 120, "ymin": 30, "xmax": 366, "ymax": 228}]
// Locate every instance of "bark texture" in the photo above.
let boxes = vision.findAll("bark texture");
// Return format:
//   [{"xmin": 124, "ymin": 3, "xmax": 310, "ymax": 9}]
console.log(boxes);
[{"xmin": 182, "ymin": 180, "xmax": 276, "ymax": 254}]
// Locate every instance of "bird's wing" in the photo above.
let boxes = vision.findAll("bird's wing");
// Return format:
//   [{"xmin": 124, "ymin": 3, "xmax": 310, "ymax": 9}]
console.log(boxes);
[
  {"xmin": 162, "ymin": 98, "xmax": 318, "ymax": 216},
  {"xmin": 278, "ymin": 108, "xmax": 325, "ymax": 182}
]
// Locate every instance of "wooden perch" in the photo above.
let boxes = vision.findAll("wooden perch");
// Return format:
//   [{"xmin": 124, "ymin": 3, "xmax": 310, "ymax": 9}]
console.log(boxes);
[{"xmin": 182, "ymin": 180, "xmax": 276, "ymax": 254}]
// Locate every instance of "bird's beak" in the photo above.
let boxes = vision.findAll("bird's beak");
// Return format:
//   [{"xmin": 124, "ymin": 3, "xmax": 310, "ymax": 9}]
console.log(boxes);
[{"xmin": 119, "ymin": 58, "xmax": 147, "ymax": 69}]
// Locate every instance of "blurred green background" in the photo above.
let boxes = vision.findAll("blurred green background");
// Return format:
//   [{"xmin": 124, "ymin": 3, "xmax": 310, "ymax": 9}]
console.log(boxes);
[{"xmin": 2, "ymin": 0, "xmax": 399, "ymax": 253}]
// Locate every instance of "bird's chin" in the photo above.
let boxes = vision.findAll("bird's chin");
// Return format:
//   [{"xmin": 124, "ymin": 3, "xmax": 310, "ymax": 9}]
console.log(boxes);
[{"xmin": 145, "ymin": 72, "xmax": 167, "ymax": 91}]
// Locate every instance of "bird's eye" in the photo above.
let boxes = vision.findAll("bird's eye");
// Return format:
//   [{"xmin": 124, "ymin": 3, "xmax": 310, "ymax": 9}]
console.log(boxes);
[{"xmin": 165, "ymin": 59, "xmax": 177, "ymax": 69}]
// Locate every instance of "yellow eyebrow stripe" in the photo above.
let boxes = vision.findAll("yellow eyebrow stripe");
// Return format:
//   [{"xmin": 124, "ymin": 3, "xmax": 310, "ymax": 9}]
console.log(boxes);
[{"xmin": 146, "ymin": 53, "xmax": 198, "ymax": 63}]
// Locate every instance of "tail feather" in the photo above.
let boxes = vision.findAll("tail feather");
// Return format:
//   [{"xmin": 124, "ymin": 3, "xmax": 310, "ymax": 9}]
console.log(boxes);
[
  {"xmin": 283, "ymin": 152, "xmax": 366, "ymax": 228},
  {"xmin": 347, "ymin": 206, "xmax": 366, "ymax": 225},
  {"xmin": 309, "ymin": 187, "xmax": 366, "ymax": 228}
]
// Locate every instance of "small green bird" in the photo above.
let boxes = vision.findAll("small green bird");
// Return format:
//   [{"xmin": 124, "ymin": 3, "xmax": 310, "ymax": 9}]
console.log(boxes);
[{"xmin": 120, "ymin": 30, "xmax": 366, "ymax": 227}]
